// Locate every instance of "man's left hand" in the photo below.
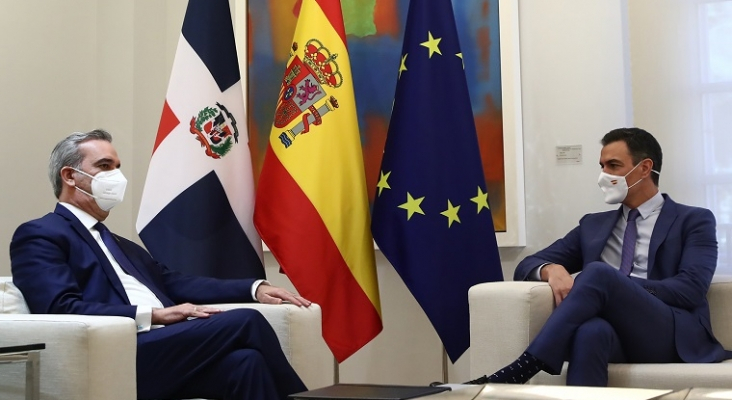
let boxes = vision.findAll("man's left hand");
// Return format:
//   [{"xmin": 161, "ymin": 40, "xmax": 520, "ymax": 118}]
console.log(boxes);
[{"xmin": 256, "ymin": 284, "xmax": 311, "ymax": 307}]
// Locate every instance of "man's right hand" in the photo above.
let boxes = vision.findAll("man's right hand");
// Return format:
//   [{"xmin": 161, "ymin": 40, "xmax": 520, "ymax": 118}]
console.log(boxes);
[
  {"xmin": 151, "ymin": 303, "xmax": 222, "ymax": 325},
  {"xmin": 540, "ymin": 264, "xmax": 574, "ymax": 306}
]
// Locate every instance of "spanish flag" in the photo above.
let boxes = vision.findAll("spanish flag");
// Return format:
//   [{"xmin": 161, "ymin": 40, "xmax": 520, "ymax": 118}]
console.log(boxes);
[{"xmin": 254, "ymin": 0, "xmax": 382, "ymax": 362}]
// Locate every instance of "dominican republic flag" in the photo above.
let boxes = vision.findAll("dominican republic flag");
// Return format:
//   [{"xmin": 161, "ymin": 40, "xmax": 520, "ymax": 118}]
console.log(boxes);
[
  {"xmin": 371, "ymin": 0, "xmax": 503, "ymax": 363},
  {"xmin": 137, "ymin": 0, "xmax": 264, "ymax": 279},
  {"xmin": 254, "ymin": 0, "xmax": 382, "ymax": 362}
]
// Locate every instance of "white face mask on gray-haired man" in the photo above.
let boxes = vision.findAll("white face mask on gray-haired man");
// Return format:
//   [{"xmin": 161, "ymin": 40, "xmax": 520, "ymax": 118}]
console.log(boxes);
[{"xmin": 70, "ymin": 167, "xmax": 127, "ymax": 211}]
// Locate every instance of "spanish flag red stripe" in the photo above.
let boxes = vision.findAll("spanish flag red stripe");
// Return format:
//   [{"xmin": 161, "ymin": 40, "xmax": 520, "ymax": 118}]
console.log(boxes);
[
  {"xmin": 313, "ymin": 0, "xmax": 346, "ymax": 44},
  {"xmin": 256, "ymin": 147, "xmax": 382, "ymax": 359}
]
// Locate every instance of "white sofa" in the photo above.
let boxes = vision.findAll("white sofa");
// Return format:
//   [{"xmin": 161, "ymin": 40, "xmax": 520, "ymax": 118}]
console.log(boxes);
[
  {"xmin": 469, "ymin": 280, "xmax": 732, "ymax": 390},
  {"xmin": 0, "ymin": 277, "xmax": 334, "ymax": 400}
]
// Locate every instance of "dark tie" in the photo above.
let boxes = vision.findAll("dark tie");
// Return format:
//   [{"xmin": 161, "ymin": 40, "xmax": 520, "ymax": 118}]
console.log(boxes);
[
  {"xmin": 95, "ymin": 222, "xmax": 173, "ymax": 306},
  {"xmin": 619, "ymin": 209, "xmax": 640, "ymax": 276}
]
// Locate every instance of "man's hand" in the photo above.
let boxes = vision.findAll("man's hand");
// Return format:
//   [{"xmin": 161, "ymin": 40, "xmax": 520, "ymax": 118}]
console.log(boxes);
[
  {"xmin": 541, "ymin": 264, "xmax": 574, "ymax": 306},
  {"xmin": 151, "ymin": 303, "xmax": 222, "ymax": 325},
  {"xmin": 256, "ymin": 284, "xmax": 311, "ymax": 307}
]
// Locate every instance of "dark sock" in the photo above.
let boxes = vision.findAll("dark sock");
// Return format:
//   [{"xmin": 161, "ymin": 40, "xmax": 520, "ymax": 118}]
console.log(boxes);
[{"xmin": 465, "ymin": 352, "xmax": 547, "ymax": 385}]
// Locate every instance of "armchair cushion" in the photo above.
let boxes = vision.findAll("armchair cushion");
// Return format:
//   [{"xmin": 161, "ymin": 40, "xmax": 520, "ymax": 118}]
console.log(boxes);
[{"xmin": 0, "ymin": 278, "xmax": 29, "ymax": 314}]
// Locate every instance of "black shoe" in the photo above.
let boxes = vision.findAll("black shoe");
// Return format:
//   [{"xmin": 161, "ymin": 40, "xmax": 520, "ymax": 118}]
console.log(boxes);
[
  {"xmin": 429, "ymin": 381, "xmax": 444, "ymax": 387},
  {"xmin": 464, "ymin": 375, "xmax": 490, "ymax": 385}
]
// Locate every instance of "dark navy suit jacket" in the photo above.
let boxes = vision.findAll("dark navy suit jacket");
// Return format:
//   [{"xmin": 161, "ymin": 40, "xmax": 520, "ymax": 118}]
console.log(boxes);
[
  {"xmin": 514, "ymin": 194, "xmax": 730, "ymax": 363},
  {"xmin": 10, "ymin": 204, "xmax": 257, "ymax": 318}
]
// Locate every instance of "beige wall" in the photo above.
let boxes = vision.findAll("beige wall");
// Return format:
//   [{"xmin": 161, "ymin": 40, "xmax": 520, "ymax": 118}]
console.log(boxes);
[
  {"xmin": 0, "ymin": 0, "xmax": 184, "ymax": 244},
  {"xmin": 1, "ymin": 0, "xmax": 641, "ymax": 385}
]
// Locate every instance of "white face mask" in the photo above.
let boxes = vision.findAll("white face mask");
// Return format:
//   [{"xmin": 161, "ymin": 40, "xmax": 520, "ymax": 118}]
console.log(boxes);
[
  {"xmin": 597, "ymin": 162, "xmax": 659, "ymax": 204},
  {"xmin": 72, "ymin": 168, "xmax": 127, "ymax": 211}
]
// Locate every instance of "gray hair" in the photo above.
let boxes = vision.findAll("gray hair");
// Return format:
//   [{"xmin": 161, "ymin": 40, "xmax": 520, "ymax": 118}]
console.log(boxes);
[{"xmin": 49, "ymin": 129, "xmax": 113, "ymax": 198}]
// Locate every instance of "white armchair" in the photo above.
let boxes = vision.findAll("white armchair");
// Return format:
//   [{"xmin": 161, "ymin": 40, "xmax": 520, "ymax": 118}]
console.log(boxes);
[
  {"xmin": 469, "ymin": 280, "xmax": 732, "ymax": 390},
  {"xmin": 0, "ymin": 277, "xmax": 334, "ymax": 400}
]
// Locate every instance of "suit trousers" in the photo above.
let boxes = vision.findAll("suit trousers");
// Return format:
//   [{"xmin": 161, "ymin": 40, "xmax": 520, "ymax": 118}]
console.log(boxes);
[
  {"xmin": 136, "ymin": 308, "xmax": 306, "ymax": 400},
  {"xmin": 527, "ymin": 262, "xmax": 682, "ymax": 386}
]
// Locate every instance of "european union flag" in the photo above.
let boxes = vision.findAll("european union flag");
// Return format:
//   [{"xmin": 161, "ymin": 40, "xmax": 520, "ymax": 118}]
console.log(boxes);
[{"xmin": 371, "ymin": 0, "xmax": 504, "ymax": 363}]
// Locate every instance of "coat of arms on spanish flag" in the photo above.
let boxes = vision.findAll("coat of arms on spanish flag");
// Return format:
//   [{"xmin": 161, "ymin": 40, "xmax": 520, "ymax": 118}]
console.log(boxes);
[{"xmin": 254, "ymin": 0, "xmax": 382, "ymax": 363}]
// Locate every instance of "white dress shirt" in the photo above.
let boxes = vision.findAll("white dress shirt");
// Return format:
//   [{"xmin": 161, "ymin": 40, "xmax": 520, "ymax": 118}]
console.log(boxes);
[
  {"xmin": 600, "ymin": 191, "xmax": 665, "ymax": 278},
  {"xmin": 60, "ymin": 202, "xmax": 162, "ymax": 331}
]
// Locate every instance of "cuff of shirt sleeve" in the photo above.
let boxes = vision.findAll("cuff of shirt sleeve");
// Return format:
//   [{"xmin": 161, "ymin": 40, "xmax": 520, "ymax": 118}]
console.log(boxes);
[
  {"xmin": 251, "ymin": 279, "xmax": 270, "ymax": 301},
  {"xmin": 135, "ymin": 305, "xmax": 153, "ymax": 332},
  {"xmin": 531, "ymin": 263, "xmax": 551, "ymax": 281}
]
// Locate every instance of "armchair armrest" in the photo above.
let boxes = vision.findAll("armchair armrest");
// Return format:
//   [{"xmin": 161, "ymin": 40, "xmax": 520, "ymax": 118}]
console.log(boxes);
[
  {"xmin": 207, "ymin": 303, "xmax": 333, "ymax": 389},
  {"xmin": 0, "ymin": 303, "xmax": 332, "ymax": 398},
  {"xmin": 468, "ymin": 281, "xmax": 554, "ymax": 376},
  {"xmin": 708, "ymin": 281, "xmax": 732, "ymax": 349},
  {"xmin": 0, "ymin": 314, "xmax": 137, "ymax": 400}
]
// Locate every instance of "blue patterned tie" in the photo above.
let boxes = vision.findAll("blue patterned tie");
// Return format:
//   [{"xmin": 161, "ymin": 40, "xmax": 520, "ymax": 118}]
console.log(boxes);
[
  {"xmin": 619, "ymin": 209, "xmax": 640, "ymax": 276},
  {"xmin": 95, "ymin": 223, "xmax": 173, "ymax": 306}
]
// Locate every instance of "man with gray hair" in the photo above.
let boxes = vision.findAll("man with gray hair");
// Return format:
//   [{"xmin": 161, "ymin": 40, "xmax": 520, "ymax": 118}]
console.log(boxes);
[{"xmin": 11, "ymin": 129, "xmax": 308, "ymax": 400}]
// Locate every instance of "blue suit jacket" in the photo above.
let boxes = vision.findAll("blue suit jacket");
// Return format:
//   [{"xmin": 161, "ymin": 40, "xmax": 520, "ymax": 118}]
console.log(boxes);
[
  {"xmin": 10, "ymin": 204, "xmax": 257, "ymax": 318},
  {"xmin": 514, "ymin": 194, "xmax": 730, "ymax": 363}
]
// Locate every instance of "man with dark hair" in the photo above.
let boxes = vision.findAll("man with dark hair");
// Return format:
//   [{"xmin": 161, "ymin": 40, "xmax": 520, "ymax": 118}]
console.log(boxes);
[
  {"xmin": 467, "ymin": 127, "xmax": 731, "ymax": 386},
  {"xmin": 11, "ymin": 129, "xmax": 309, "ymax": 399},
  {"xmin": 601, "ymin": 127, "xmax": 663, "ymax": 186}
]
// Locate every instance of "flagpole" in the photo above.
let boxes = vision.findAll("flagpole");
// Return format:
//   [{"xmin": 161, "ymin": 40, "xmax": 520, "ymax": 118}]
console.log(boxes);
[
  {"xmin": 441, "ymin": 347, "xmax": 448, "ymax": 384},
  {"xmin": 333, "ymin": 355, "xmax": 340, "ymax": 384}
]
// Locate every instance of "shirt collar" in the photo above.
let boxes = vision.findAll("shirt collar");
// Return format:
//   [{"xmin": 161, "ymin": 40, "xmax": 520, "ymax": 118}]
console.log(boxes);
[
  {"xmin": 623, "ymin": 191, "xmax": 664, "ymax": 220},
  {"xmin": 59, "ymin": 202, "xmax": 99, "ymax": 231}
]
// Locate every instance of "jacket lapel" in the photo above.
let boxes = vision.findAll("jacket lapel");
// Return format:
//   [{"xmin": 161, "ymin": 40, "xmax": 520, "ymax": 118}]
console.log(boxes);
[
  {"xmin": 113, "ymin": 235, "xmax": 175, "ymax": 307},
  {"xmin": 647, "ymin": 194, "xmax": 678, "ymax": 276},
  {"xmin": 54, "ymin": 204, "xmax": 131, "ymax": 304},
  {"xmin": 589, "ymin": 208, "xmax": 623, "ymax": 261}
]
